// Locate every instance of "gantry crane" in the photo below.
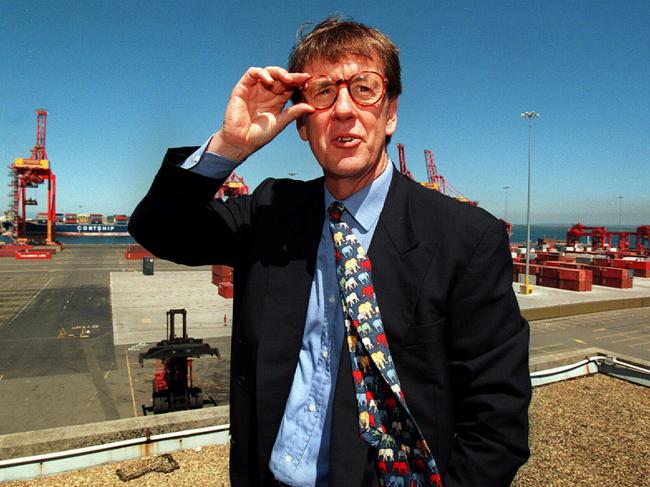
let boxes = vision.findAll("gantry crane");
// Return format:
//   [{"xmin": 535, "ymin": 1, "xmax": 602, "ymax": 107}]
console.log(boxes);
[
  {"xmin": 8, "ymin": 109, "xmax": 57, "ymax": 244},
  {"xmin": 216, "ymin": 172, "xmax": 249, "ymax": 200},
  {"xmin": 396, "ymin": 143, "xmax": 414, "ymax": 180},
  {"xmin": 423, "ymin": 149, "xmax": 478, "ymax": 206},
  {"xmin": 396, "ymin": 144, "xmax": 478, "ymax": 206},
  {"xmin": 567, "ymin": 223, "xmax": 650, "ymax": 253}
]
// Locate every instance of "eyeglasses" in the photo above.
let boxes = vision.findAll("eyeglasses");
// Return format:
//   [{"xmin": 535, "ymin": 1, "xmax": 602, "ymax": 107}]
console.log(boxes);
[{"xmin": 301, "ymin": 71, "xmax": 387, "ymax": 110}]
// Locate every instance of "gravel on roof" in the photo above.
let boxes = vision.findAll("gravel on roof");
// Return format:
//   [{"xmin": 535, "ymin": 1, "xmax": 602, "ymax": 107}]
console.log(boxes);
[{"xmin": 2, "ymin": 374, "xmax": 648, "ymax": 486}]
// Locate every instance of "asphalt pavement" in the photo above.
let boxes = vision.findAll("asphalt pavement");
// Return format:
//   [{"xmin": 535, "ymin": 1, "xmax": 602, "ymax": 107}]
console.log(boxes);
[{"xmin": 1, "ymin": 245, "xmax": 648, "ymax": 436}]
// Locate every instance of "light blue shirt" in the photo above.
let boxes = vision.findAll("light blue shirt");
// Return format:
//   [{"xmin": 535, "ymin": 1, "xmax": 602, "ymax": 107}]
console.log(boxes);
[{"xmin": 182, "ymin": 139, "xmax": 393, "ymax": 486}]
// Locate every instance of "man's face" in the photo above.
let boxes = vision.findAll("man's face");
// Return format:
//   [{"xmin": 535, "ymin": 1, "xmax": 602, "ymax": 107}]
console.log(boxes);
[{"xmin": 297, "ymin": 55, "xmax": 398, "ymax": 196}]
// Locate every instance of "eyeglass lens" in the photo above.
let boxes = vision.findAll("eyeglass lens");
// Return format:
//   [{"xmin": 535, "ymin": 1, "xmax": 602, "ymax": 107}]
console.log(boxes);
[{"xmin": 303, "ymin": 72, "xmax": 385, "ymax": 109}]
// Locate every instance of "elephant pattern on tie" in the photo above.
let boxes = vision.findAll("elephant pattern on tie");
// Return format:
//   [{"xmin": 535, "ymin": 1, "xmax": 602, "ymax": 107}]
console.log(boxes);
[{"xmin": 328, "ymin": 202, "xmax": 442, "ymax": 487}]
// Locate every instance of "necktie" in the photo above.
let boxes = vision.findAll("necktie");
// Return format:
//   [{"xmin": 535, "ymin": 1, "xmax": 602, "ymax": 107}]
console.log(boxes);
[{"xmin": 328, "ymin": 202, "xmax": 442, "ymax": 487}]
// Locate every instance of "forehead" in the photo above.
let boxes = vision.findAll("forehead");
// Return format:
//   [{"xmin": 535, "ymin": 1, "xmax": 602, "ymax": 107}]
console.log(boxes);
[{"xmin": 303, "ymin": 55, "xmax": 384, "ymax": 78}]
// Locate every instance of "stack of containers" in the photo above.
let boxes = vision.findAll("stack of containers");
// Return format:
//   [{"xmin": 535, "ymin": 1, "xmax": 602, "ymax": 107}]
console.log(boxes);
[
  {"xmin": 612, "ymin": 258, "xmax": 650, "ymax": 278},
  {"xmin": 538, "ymin": 266, "xmax": 559, "ymax": 288},
  {"xmin": 212, "ymin": 265, "xmax": 234, "ymax": 299},
  {"xmin": 556, "ymin": 267, "xmax": 592, "ymax": 291},
  {"xmin": 543, "ymin": 260, "xmax": 632, "ymax": 288},
  {"xmin": 599, "ymin": 265, "xmax": 634, "ymax": 288}
]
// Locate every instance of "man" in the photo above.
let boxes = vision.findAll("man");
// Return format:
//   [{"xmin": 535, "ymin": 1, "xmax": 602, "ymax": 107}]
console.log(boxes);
[{"xmin": 130, "ymin": 17, "xmax": 531, "ymax": 487}]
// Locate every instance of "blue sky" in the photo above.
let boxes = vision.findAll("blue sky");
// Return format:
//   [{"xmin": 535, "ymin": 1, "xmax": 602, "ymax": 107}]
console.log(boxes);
[{"xmin": 1, "ymin": 0, "xmax": 648, "ymax": 225}]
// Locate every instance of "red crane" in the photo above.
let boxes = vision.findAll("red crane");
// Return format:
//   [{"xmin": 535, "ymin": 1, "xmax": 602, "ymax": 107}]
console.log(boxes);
[
  {"xmin": 216, "ymin": 172, "xmax": 249, "ymax": 200},
  {"xmin": 422, "ymin": 149, "xmax": 478, "ymax": 206},
  {"xmin": 9, "ymin": 109, "xmax": 57, "ymax": 244},
  {"xmin": 636, "ymin": 226, "xmax": 650, "ymax": 254},
  {"xmin": 396, "ymin": 143, "xmax": 413, "ymax": 180}
]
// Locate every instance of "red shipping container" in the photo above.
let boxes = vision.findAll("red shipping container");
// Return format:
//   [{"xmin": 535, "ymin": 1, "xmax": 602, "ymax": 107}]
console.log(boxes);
[
  {"xmin": 559, "ymin": 255, "xmax": 575, "ymax": 262},
  {"xmin": 212, "ymin": 264, "xmax": 233, "ymax": 277},
  {"xmin": 599, "ymin": 277, "xmax": 633, "ymax": 289},
  {"xmin": 628, "ymin": 260, "xmax": 650, "ymax": 271},
  {"xmin": 611, "ymin": 259, "xmax": 629, "ymax": 269},
  {"xmin": 540, "ymin": 266, "xmax": 559, "ymax": 278},
  {"xmin": 582, "ymin": 264, "xmax": 602, "ymax": 277},
  {"xmin": 600, "ymin": 267, "xmax": 629, "ymax": 279},
  {"xmin": 592, "ymin": 258, "xmax": 610, "ymax": 266},
  {"xmin": 218, "ymin": 282, "xmax": 234, "ymax": 299},
  {"xmin": 537, "ymin": 276, "xmax": 558, "ymax": 288},
  {"xmin": 557, "ymin": 268, "xmax": 589, "ymax": 281},
  {"xmin": 515, "ymin": 263, "xmax": 542, "ymax": 275},
  {"xmin": 558, "ymin": 279, "xmax": 592, "ymax": 292},
  {"xmin": 211, "ymin": 272, "xmax": 233, "ymax": 285}
]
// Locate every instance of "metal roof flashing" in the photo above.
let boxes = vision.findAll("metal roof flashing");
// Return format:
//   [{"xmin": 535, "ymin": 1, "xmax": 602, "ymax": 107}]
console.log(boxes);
[{"xmin": 530, "ymin": 348, "xmax": 650, "ymax": 388}]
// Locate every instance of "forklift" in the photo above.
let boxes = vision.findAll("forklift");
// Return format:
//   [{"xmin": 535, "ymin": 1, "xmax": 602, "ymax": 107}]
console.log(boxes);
[{"xmin": 139, "ymin": 309, "xmax": 220, "ymax": 415}]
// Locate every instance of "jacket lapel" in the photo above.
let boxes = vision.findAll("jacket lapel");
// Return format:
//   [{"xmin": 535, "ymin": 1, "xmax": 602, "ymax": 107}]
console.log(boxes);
[{"xmin": 369, "ymin": 168, "xmax": 436, "ymax": 343}]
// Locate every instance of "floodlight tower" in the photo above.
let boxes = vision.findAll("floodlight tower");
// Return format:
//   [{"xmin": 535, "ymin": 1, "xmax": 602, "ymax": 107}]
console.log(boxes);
[{"xmin": 520, "ymin": 111, "xmax": 539, "ymax": 295}]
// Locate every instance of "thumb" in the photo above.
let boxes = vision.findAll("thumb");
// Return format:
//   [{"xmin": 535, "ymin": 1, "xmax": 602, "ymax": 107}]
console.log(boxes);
[{"xmin": 276, "ymin": 103, "xmax": 315, "ymax": 131}]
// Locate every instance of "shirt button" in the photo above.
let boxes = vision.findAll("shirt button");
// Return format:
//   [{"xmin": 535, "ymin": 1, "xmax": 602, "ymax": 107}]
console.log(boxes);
[
  {"xmin": 285, "ymin": 454, "xmax": 293, "ymax": 463},
  {"xmin": 308, "ymin": 403, "xmax": 317, "ymax": 412},
  {"xmin": 328, "ymin": 295, "xmax": 336, "ymax": 304},
  {"xmin": 322, "ymin": 350, "xmax": 329, "ymax": 359}
]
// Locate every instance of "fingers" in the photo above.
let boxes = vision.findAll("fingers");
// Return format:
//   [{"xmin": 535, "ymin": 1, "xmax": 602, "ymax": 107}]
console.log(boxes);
[
  {"xmin": 241, "ymin": 66, "xmax": 310, "ymax": 92},
  {"xmin": 276, "ymin": 102, "xmax": 315, "ymax": 131}
]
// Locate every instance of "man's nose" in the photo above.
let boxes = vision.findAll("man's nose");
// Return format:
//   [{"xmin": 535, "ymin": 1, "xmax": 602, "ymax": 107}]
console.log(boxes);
[{"xmin": 332, "ymin": 85, "xmax": 355, "ymax": 119}]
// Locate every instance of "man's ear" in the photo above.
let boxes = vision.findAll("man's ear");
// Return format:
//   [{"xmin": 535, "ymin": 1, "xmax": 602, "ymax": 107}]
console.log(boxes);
[
  {"xmin": 385, "ymin": 97, "xmax": 398, "ymax": 136},
  {"xmin": 297, "ymin": 116, "xmax": 308, "ymax": 141}
]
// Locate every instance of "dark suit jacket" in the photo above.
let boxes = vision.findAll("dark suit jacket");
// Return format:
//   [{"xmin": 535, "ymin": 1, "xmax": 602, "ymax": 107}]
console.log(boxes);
[{"xmin": 129, "ymin": 147, "xmax": 531, "ymax": 487}]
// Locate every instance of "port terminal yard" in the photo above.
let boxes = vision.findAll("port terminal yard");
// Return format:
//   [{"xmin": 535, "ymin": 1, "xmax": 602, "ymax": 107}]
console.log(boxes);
[{"xmin": 0, "ymin": 243, "xmax": 649, "ymax": 483}]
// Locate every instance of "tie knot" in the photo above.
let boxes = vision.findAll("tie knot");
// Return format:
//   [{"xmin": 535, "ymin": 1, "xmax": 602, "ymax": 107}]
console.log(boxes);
[{"xmin": 328, "ymin": 201, "xmax": 346, "ymax": 223}]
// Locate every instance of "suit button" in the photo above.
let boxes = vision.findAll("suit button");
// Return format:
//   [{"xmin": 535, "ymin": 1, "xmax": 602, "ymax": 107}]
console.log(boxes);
[{"xmin": 237, "ymin": 375, "xmax": 246, "ymax": 386}]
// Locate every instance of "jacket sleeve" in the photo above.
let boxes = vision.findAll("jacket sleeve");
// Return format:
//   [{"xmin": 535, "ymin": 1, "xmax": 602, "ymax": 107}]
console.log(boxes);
[
  {"xmin": 444, "ymin": 218, "xmax": 531, "ymax": 486},
  {"xmin": 128, "ymin": 146, "xmax": 270, "ymax": 267}
]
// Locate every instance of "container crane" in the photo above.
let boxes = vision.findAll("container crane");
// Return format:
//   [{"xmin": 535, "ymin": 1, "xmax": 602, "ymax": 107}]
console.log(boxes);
[
  {"xmin": 216, "ymin": 172, "xmax": 249, "ymax": 200},
  {"xmin": 423, "ymin": 150, "xmax": 478, "ymax": 206},
  {"xmin": 396, "ymin": 143, "xmax": 413, "ymax": 180},
  {"xmin": 8, "ymin": 109, "xmax": 57, "ymax": 244}
]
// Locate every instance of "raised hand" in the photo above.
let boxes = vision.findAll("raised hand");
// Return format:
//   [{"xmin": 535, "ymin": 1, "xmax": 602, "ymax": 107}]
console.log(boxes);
[{"xmin": 208, "ymin": 66, "xmax": 315, "ymax": 161}]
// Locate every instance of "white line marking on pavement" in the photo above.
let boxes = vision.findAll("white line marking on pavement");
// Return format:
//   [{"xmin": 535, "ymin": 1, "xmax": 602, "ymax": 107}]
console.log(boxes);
[{"xmin": 2, "ymin": 275, "xmax": 55, "ymax": 328}]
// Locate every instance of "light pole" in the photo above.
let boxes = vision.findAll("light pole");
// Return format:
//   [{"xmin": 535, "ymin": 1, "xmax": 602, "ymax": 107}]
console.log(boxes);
[
  {"xmin": 618, "ymin": 196, "xmax": 623, "ymax": 232},
  {"xmin": 520, "ymin": 111, "xmax": 539, "ymax": 295},
  {"xmin": 503, "ymin": 186, "xmax": 510, "ymax": 222}
]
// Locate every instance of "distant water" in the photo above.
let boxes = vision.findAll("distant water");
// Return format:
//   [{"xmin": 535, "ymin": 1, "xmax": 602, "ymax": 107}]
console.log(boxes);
[
  {"xmin": 2, "ymin": 224, "xmax": 644, "ymax": 247},
  {"xmin": 0, "ymin": 235, "xmax": 135, "ymax": 245},
  {"xmin": 57, "ymin": 235, "xmax": 136, "ymax": 245},
  {"xmin": 509, "ymin": 224, "xmax": 643, "ymax": 246}
]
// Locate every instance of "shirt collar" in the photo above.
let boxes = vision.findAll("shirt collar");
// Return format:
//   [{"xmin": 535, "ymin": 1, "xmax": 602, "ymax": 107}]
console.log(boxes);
[{"xmin": 324, "ymin": 159, "xmax": 394, "ymax": 232}]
